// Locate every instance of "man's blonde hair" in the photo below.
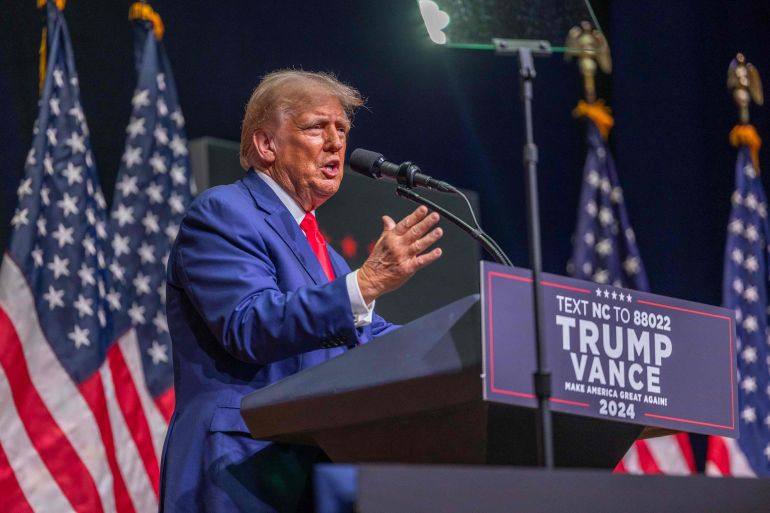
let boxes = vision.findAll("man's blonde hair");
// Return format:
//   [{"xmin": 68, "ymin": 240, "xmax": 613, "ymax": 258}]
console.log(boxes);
[{"xmin": 239, "ymin": 69, "xmax": 365, "ymax": 170}]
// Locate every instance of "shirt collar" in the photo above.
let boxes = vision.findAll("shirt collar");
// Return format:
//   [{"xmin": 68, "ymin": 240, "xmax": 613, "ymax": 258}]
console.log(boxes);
[{"xmin": 255, "ymin": 170, "xmax": 312, "ymax": 225}]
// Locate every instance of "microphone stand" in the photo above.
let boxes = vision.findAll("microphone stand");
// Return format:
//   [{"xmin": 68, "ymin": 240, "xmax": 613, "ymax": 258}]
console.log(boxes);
[
  {"xmin": 395, "ymin": 186, "xmax": 512, "ymax": 267},
  {"xmin": 494, "ymin": 40, "xmax": 555, "ymax": 469}
]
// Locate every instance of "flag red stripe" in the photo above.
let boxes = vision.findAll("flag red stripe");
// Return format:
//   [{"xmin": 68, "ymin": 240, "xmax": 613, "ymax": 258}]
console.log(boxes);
[
  {"xmin": 675, "ymin": 433, "xmax": 696, "ymax": 473},
  {"xmin": 0, "ymin": 443, "xmax": 34, "ymax": 513},
  {"xmin": 706, "ymin": 435, "xmax": 731, "ymax": 475},
  {"xmin": 0, "ymin": 308, "xmax": 104, "ymax": 513},
  {"xmin": 154, "ymin": 386, "xmax": 175, "ymax": 422},
  {"xmin": 108, "ymin": 345, "xmax": 160, "ymax": 496},
  {"xmin": 633, "ymin": 440, "xmax": 662, "ymax": 474},
  {"xmin": 614, "ymin": 458, "xmax": 627, "ymax": 474},
  {"xmin": 78, "ymin": 372, "xmax": 137, "ymax": 513}
]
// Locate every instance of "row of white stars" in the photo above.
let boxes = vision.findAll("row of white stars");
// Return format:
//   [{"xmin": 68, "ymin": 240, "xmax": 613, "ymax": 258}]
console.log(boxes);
[
  {"xmin": 127, "ymin": 302, "xmax": 169, "ymax": 333},
  {"xmin": 115, "ymin": 174, "xmax": 189, "ymax": 204},
  {"xmin": 730, "ymin": 248, "xmax": 762, "ymax": 273},
  {"xmin": 122, "ymin": 144, "xmax": 188, "ymax": 173},
  {"xmin": 740, "ymin": 404, "xmax": 770, "ymax": 429},
  {"xmin": 731, "ymin": 190, "xmax": 768, "ymax": 219},
  {"xmin": 28, "ymin": 155, "xmax": 95, "ymax": 188},
  {"xmin": 112, "ymin": 198, "xmax": 185, "ymax": 232},
  {"xmin": 577, "ymin": 255, "xmax": 641, "ymax": 281},
  {"xmin": 53, "ymin": 300, "xmax": 170, "ymax": 365},
  {"xmin": 584, "ymin": 201, "xmax": 621, "ymax": 228},
  {"xmin": 131, "ymin": 85, "xmax": 185, "ymax": 128},
  {"xmin": 42, "ymin": 126, "xmax": 87, "ymax": 154},
  {"xmin": 28, "ymin": 148, "xmax": 94, "ymax": 179},
  {"xmin": 595, "ymin": 287, "xmax": 633, "ymax": 302},
  {"xmin": 732, "ymin": 278, "xmax": 761, "ymax": 303},
  {"xmin": 585, "ymin": 170, "xmax": 624, "ymax": 204},
  {"xmin": 112, "ymin": 230, "xmax": 176, "ymax": 258},
  {"xmin": 727, "ymin": 218, "xmax": 763, "ymax": 245},
  {"xmin": 125, "ymin": 116, "xmax": 187, "ymax": 149}
]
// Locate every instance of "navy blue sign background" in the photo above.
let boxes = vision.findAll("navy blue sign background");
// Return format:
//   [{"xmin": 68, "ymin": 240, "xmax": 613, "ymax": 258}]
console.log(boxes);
[{"xmin": 481, "ymin": 261, "xmax": 738, "ymax": 438}]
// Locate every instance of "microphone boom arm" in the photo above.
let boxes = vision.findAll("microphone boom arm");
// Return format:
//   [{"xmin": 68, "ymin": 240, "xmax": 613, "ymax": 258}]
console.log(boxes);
[{"xmin": 395, "ymin": 186, "xmax": 513, "ymax": 267}]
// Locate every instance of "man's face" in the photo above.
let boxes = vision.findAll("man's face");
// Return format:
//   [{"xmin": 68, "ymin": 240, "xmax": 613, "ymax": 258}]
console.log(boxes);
[{"xmin": 268, "ymin": 95, "xmax": 350, "ymax": 211}]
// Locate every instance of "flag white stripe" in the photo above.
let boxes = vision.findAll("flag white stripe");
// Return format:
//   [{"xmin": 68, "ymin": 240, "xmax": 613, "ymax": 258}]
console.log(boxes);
[
  {"xmin": 705, "ymin": 460, "xmax": 725, "ymax": 476},
  {"xmin": 646, "ymin": 437, "xmax": 691, "ymax": 475},
  {"xmin": 725, "ymin": 437, "xmax": 756, "ymax": 477},
  {"xmin": 118, "ymin": 329, "xmax": 168, "ymax": 460},
  {"xmin": 621, "ymin": 445, "xmax": 641, "ymax": 474},
  {"xmin": 0, "ymin": 365, "xmax": 74, "ymax": 513},
  {"xmin": 0, "ymin": 256, "xmax": 116, "ymax": 513},
  {"xmin": 101, "ymin": 363, "xmax": 158, "ymax": 513}
]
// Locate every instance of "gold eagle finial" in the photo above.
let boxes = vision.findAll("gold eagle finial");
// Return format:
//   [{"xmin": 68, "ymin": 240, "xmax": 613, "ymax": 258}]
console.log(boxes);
[
  {"xmin": 565, "ymin": 21, "xmax": 612, "ymax": 103},
  {"xmin": 727, "ymin": 53, "xmax": 763, "ymax": 124}
]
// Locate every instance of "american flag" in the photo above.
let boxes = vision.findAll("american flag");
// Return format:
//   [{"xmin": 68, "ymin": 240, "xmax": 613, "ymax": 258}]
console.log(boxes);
[
  {"xmin": 0, "ymin": 3, "xmax": 190, "ymax": 511},
  {"xmin": 706, "ymin": 129, "xmax": 770, "ymax": 477},
  {"xmin": 0, "ymin": 3, "xmax": 132, "ymax": 511},
  {"xmin": 568, "ymin": 110, "xmax": 696, "ymax": 475},
  {"xmin": 107, "ymin": 5, "xmax": 193, "ymax": 488}
]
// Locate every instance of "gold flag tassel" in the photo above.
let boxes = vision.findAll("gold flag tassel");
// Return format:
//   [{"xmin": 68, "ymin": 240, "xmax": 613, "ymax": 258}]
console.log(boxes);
[
  {"xmin": 573, "ymin": 99, "xmax": 614, "ymax": 140},
  {"xmin": 730, "ymin": 125, "xmax": 762, "ymax": 174},
  {"xmin": 36, "ymin": 0, "xmax": 66, "ymax": 92},
  {"xmin": 128, "ymin": 2, "xmax": 165, "ymax": 40},
  {"xmin": 38, "ymin": 26, "xmax": 46, "ymax": 93}
]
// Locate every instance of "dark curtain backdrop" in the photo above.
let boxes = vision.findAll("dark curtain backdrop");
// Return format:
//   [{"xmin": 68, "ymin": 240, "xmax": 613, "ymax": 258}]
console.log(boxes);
[
  {"xmin": 6, "ymin": 0, "xmax": 770, "ymax": 304},
  {"xmin": 2, "ymin": 2, "xmax": 770, "ymax": 465}
]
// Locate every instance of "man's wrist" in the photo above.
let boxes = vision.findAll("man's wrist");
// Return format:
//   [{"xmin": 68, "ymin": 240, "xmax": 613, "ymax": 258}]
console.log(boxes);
[
  {"xmin": 356, "ymin": 265, "xmax": 380, "ymax": 305},
  {"xmin": 347, "ymin": 270, "xmax": 374, "ymax": 327}
]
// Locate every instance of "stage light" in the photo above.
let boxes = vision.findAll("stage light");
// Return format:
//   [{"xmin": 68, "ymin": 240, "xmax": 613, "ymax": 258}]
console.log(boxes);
[{"xmin": 417, "ymin": 0, "xmax": 450, "ymax": 45}]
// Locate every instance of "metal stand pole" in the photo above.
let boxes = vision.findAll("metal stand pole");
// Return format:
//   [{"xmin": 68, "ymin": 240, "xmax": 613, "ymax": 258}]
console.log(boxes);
[{"xmin": 517, "ymin": 46, "xmax": 554, "ymax": 469}]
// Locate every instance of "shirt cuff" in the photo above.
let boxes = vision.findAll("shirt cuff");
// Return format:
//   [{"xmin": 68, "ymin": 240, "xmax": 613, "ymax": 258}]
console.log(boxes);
[{"xmin": 346, "ymin": 270, "xmax": 374, "ymax": 327}]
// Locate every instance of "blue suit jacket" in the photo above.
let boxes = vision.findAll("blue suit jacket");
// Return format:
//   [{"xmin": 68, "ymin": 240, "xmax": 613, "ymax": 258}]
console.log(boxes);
[{"xmin": 159, "ymin": 170, "xmax": 394, "ymax": 512}]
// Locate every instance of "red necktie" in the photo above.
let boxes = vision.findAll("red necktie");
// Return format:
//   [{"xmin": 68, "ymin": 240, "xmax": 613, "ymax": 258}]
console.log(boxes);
[{"xmin": 300, "ymin": 212, "xmax": 335, "ymax": 282}]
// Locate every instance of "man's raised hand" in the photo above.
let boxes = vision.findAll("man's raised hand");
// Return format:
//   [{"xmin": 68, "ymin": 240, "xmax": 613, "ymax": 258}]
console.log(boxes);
[{"xmin": 357, "ymin": 205, "xmax": 443, "ymax": 304}]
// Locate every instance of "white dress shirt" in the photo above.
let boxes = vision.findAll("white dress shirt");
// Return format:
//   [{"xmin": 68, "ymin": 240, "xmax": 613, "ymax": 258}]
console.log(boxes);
[{"xmin": 256, "ymin": 171, "xmax": 374, "ymax": 327}]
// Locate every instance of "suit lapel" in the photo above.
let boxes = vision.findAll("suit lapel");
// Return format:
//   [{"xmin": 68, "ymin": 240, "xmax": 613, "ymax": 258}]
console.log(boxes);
[
  {"xmin": 241, "ymin": 170, "xmax": 328, "ymax": 285},
  {"xmin": 327, "ymin": 246, "xmax": 350, "ymax": 278}
]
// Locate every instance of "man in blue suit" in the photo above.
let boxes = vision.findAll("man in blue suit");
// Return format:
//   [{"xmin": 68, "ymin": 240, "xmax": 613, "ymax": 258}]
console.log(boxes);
[{"xmin": 159, "ymin": 70, "xmax": 444, "ymax": 512}]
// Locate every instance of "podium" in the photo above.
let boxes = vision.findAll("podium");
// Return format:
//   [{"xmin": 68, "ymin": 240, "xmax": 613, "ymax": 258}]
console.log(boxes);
[{"xmin": 241, "ymin": 295, "xmax": 642, "ymax": 469}]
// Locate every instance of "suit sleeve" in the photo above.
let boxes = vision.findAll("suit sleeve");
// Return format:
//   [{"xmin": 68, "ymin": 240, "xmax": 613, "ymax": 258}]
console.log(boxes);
[{"xmin": 170, "ymin": 192, "xmax": 360, "ymax": 364}]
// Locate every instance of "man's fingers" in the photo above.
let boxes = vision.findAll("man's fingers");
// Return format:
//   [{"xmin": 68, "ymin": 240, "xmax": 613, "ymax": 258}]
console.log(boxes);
[
  {"xmin": 414, "ymin": 247, "xmax": 442, "ymax": 270},
  {"xmin": 411, "ymin": 227, "xmax": 443, "ymax": 253},
  {"xmin": 395, "ymin": 206, "xmax": 429, "ymax": 235},
  {"xmin": 403, "ymin": 211, "xmax": 440, "ymax": 243},
  {"xmin": 382, "ymin": 215, "xmax": 396, "ymax": 231}
]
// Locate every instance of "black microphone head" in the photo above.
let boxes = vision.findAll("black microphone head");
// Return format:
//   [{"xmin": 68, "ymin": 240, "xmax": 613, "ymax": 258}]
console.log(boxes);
[{"xmin": 349, "ymin": 148, "xmax": 385, "ymax": 178}]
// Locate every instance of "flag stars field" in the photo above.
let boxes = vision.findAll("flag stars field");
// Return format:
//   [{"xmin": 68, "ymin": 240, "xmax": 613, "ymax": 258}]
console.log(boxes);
[
  {"xmin": 132, "ymin": 88, "xmax": 150, "ymax": 108},
  {"xmin": 115, "ymin": 174, "xmax": 139, "ymax": 197},
  {"xmin": 742, "ymin": 346, "xmax": 758, "ymax": 364},
  {"xmin": 126, "ymin": 116, "xmax": 146, "ymax": 138},
  {"xmin": 11, "ymin": 208, "xmax": 29, "ymax": 229},
  {"xmin": 147, "ymin": 341, "xmax": 168, "ymax": 365},
  {"xmin": 122, "ymin": 146, "xmax": 142, "ymax": 168}
]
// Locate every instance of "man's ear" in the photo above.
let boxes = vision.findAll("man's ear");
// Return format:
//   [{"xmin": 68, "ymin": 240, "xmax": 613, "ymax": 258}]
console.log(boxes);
[{"xmin": 252, "ymin": 130, "xmax": 276, "ymax": 164}]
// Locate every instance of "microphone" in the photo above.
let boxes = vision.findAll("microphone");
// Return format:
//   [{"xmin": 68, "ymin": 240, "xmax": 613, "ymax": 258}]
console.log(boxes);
[{"xmin": 348, "ymin": 148, "xmax": 457, "ymax": 193}]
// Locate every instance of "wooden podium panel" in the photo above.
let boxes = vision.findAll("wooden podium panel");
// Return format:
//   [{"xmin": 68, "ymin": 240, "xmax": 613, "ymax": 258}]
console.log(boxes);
[{"xmin": 241, "ymin": 296, "xmax": 641, "ymax": 469}]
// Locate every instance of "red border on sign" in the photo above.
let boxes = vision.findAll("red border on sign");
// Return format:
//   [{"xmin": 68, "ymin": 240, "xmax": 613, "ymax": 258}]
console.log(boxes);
[
  {"xmin": 487, "ymin": 271, "xmax": 591, "ymax": 408},
  {"xmin": 487, "ymin": 271, "xmax": 736, "ymax": 430}
]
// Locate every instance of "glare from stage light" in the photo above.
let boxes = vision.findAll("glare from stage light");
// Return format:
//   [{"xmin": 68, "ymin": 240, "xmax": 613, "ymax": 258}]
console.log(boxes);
[{"xmin": 418, "ymin": 0, "xmax": 450, "ymax": 45}]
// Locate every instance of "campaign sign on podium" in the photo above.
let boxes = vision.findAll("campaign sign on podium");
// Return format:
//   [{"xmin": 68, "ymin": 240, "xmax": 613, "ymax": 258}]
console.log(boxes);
[{"xmin": 481, "ymin": 261, "xmax": 738, "ymax": 437}]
